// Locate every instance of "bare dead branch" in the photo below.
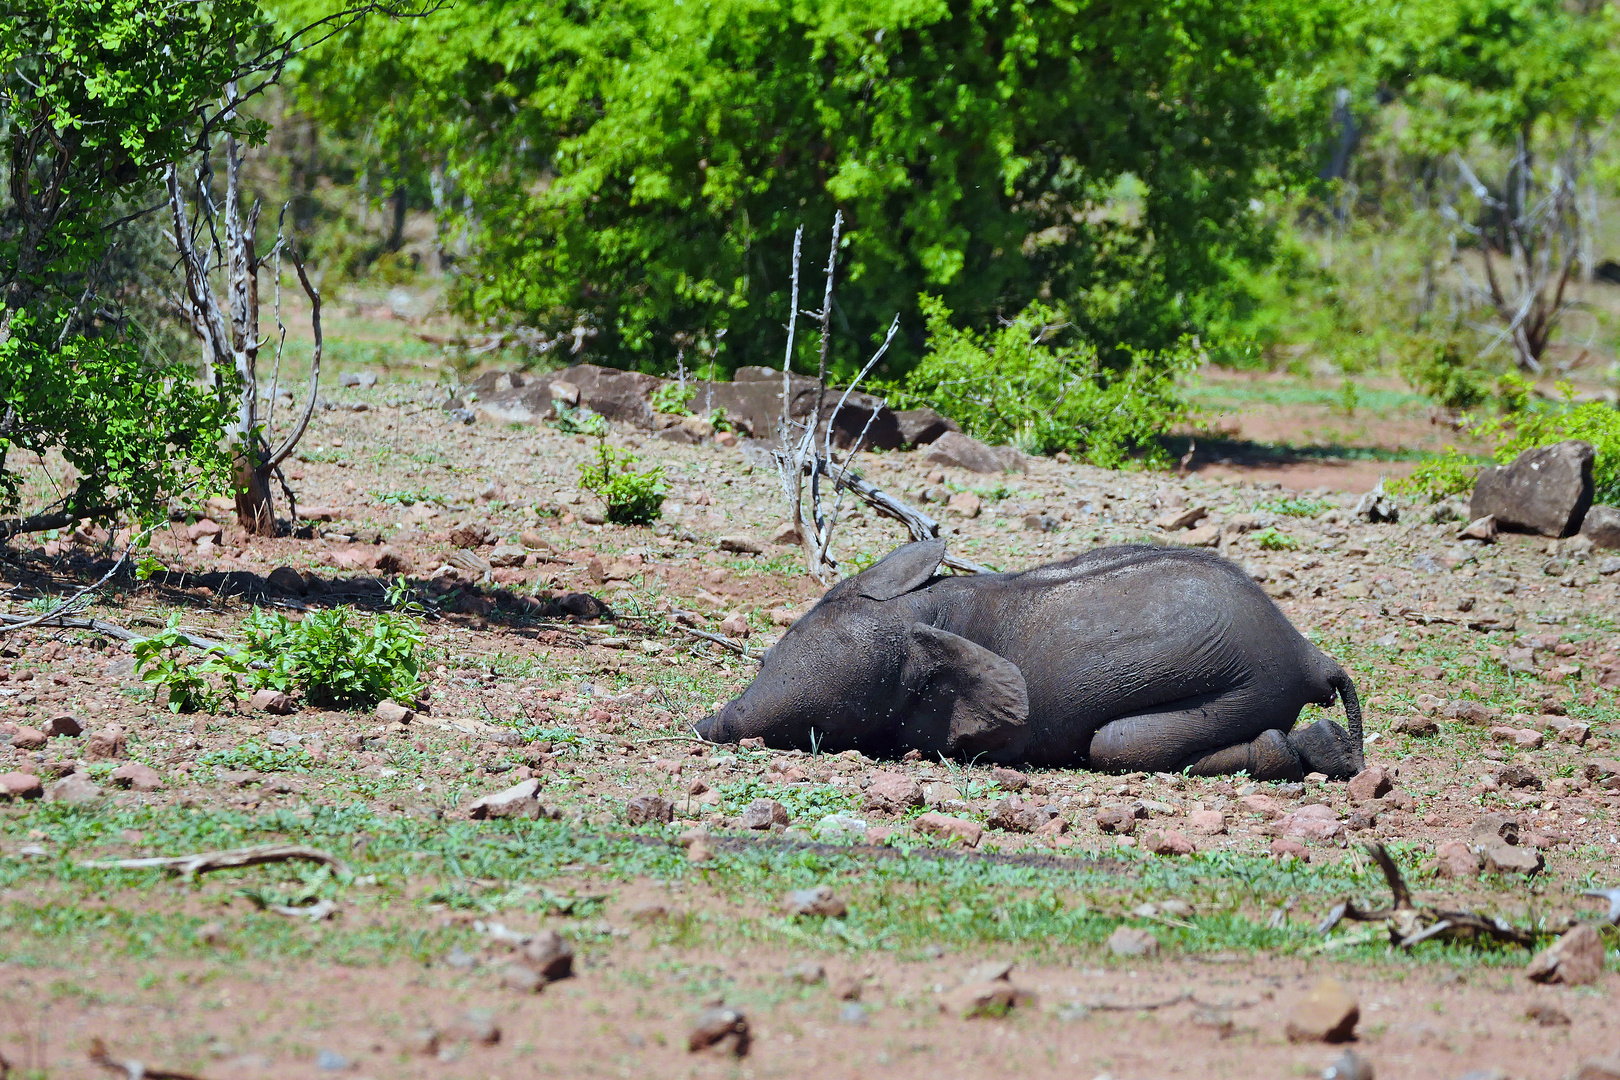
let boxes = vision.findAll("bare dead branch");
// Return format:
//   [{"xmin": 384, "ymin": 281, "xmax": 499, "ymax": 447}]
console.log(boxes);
[
  {"xmin": 79, "ymin": 843, "xmax": 349, "ymax": 881},
  {"xmin": 88, "ymin": 1038, "xmax": 209, "ymax": 1080}
]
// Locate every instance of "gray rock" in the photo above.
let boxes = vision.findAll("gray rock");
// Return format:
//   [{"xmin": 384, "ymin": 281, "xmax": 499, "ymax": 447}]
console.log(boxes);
[
  {"xmin": 894, "ymin": 407, "xmax": 960, "ymax": 447},
  {"xmin": 521, "ymin": 930, "xmax": 575, "ymax": 982},
  {"xmin": 1353, "ymin": 483, "xmax": 1398, "ymax": 523},
  {"xmin": 782, "ymin": 886, "xmax": 848, "ymax": 917},
  {"xmin": 625, "ymin": 794, "xmax": 674, "ymax": 826},
  {"xmin": 1106, "ymin": 925, "xmax": 1158, "ymax": 957},
  {"xmin": 488, "ymin": 544, "xmax": 526, "ymax": 568},
  {"xmin": 1322, "ymin": 1049, "xmax": 1374, "ymax": 1080},
  {"xmin": 688, "ymin": 1007, "xmax": 750, "ymax": 1057},
  {"xmin": 717, "ymin": 535, "xmax": 765, "ymax": 555},
  {"xmin": 738, "ymin": 798, "xmax": 789, "ymax": 829},
  {"xmin": 1470, "ymin": 440, "xmax": 1595, "ymax": 537},
  {"xmin": 44, "ymin": 773, "xmax": 102, "ymax": 804},
  {"xmin": 467, "ymin": 778, "xmax": 544, "ymax": 820},
  {"xmin": 1582, "ymin": 504, "xmax": 1620, "ymax": 549},
  {"xmin": 924, "ymin": 431, "xmax": 1028, "ymax": 474}
]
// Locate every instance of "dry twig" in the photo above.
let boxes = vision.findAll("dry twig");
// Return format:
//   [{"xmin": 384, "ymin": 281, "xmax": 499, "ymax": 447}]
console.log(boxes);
[
  {"xmin": 80, "ymin": 843, "xmax": 349, "ymax": 881},
  {"xmin": 89, "ymin": 1038, "xmax": 209, "ymax": 1080},
  {"xmin": 1317, "ymin": 843, "xmax": 1540, "ymax": 949}
]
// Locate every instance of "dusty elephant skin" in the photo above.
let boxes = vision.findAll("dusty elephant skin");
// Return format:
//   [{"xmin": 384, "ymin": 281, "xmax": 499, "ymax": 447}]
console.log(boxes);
[{"xmin": 695, "ymin": 541, "xmax": 1364, "ymax": 779}]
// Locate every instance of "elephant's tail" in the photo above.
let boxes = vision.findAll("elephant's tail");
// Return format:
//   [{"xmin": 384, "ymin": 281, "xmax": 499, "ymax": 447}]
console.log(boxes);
[{"xmin": 1328, "ymin": 665, "xmax": 1362, "ymax": 746}]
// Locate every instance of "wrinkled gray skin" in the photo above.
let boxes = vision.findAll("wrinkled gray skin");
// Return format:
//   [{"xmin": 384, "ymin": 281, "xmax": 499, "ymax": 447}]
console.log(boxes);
[{"xmin": 694, "ymin": 540, "xmax": 1363, "ymax": 780}]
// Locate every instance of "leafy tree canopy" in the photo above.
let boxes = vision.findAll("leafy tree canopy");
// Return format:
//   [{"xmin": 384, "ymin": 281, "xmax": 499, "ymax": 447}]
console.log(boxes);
[{"xmin": 283, "ymin": 0, "xmax": 1333, "ymax": 376}]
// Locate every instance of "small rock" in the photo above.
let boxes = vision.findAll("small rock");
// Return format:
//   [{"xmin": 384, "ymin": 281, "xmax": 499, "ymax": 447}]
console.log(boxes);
[
  {"xmin": 688, "ymin": 1008, "xmax": 750, "ymax": 1057},
  {"xmin": 41, "ymin": 714, "xmax": 82, "ymax": 738},
  {"xmin": 446, "ymin": 1008, "xmax": 501, "ymax": 1045},
  {"xmin": 1583, "ymin": 504, "xmax": 1620, "ymax": 549},
  {"xmin": 1107, "ymin": 925, "xmax": 1159, "ymax": 958},
  {"xmin": 1443, "ymin": 700, "xmax": 1492, "ymax": 725},
  {"xmin": 1470, "ymin": 813, "xmax": 1520, "ymax": 846},
  {"xmin": 316, "ymin": 1049, "xmax": 350, "ymax": 1071},
  {"xmin": 986, "ymin": 795, "xmax": 1056, "ymax": 833},
  {"xmin": 717, "ymin": 535, "xmax": 765, "ymax": 555},
  {"xmin": 1525, "ymin": 923, "xmax": 1605, "ymax": 986},
  {"xmin": 1285, "ymin": 977, "xmax": 1360, "ymax": 1043},
  {"xmin": 1096, "ymin": 803, "xmax": 1144, "ymax": 835},
  {"xmin": 738, "ymin": 798, "xmax": 789, "ymax": 830},
  {"xmin": 1154, "ymin": 506, "xmax": 1209, "ymax": 530},
  {"xmin": 1189, "ymin": 809, "xmax": 1227, "ymax": 835},
  {"xmin": 838, "ymin": 1002, "xmax": 869, "ymax": 1025},
  {"xmin": 467, "ymin": 778, "xmax": 545, "ymax": 820},
  {"xmin": 943, "ymin": 980, "xmax": 1031, "ymax": 1019},
  {"xmin": 521, "ymin": 930, "xmax": 575, "ymax": 982},
  {"xmin": 1238, "ymin": 793, "xmax": 1282, "ymax": 818},
  {"xmin": 109, "ymin": 762, "xmax": 164, "ymax": 791},
  {"xmin": 1176, "ymin": 524, "xmax": 1222, "ymax": 548},
  {"xmin": 375, "ymin": 699, "xmax": 414, "ymax": 724},
  {"xmin": 1392, "ymin": 714, "xmax": 1439, "ymax": 737},
  {"xmin": 1144, "ymin": 828, "xmax": 1195, "ymax": 855},
  {"xmin": 1525, "ymin": 1002, "xmax": 1571, "ymax": 1027},
  {"xmin": 926, "ymin": 430, "xmax": 1025, "ymax": 474},
  {"xmin": 769, "ymin": 522, "xmax": 801, "ymax": 545},
  {"xmin": 1481, "ymin": 843, "xmax": 1543, "ymax": 876},
  {"xmin": 3, "ymin": 725, "xmax": 44, "ymax": 751},
  {"xmin": 1433, "ymin": 840, "xmax": 1480, "ymax": 879},
  {"xmin": 1322, "ymin": 1049, "xmax": 1375, "ymax": 1080},
  {"xmin": 946, "ymin": 491, "xmax": 982, "ymax": 518},
  {"xmin": 717, "ymin": 612, "xmax": 751, "ymax": 637},
  {"xmin": 1347, "ymin": 765, "xmax": 1392, "ymax": 802},
  {"xmin": 0, "ymin": 771, "xmax": 43, "ymax": 801},
  {"xmin": 1270, "ymin": 838, "xmax": 1310, "ymax": 861},
  {"xmin": 86, "ymin": 727, "xmax": 126, "ymax": 759},
  {"xmin": 44, "ymin": 773, "xmax": 102, "ymax": 804},
  {"xmin": 782, "ymin": 886, "xmax": 847, "ymax": 918},
  {"xmin": 1283, "ymin": 804, "xmax": 1343, "ymax": 841},
  {"xmin": 500, "ymin": 964, "xmax": 545, "ymax": 993},
  {"xmin": 488, "ymin": 544, "xmax": 526, "ymax": 569},
  {"xmin": 785, "ymin": 960, "xmax": 826, "ymax": 984},
  {"xmin": 625, "ymin": 794, "xmax": 674, "ymax": 826},
  {"xmin": 863, "ymin": 771, "xmax": 924, "ymax": 812},
  {"xmin": 913, "ymin": 812, "xmax": 982, "ymax": 847},
  {"xmin": 1458, "ymin": 514, "xmax": 1499, "ymax": 542},
  {"xmin": 249, "ymin": 688, "xmax": 293, "ymax": 715},
  {"xmin": 1571, "ymin": 1059, "xmax": 1620, "ymax": 1080},
  {"xmin": 990, "ymin": 766, "xmax": 1029, "ymax": 791},
  {"xmin": 1491, "ymin": 764, "xmax": 1541, "ymax": 790}
]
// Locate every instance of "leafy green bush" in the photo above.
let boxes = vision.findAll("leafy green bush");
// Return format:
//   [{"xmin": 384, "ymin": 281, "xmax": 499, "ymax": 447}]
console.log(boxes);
[
  {"xmin": 1256, "ymin": 497, "xmax": 1334, "ymax": 518},
  {"xmin": 1477, "ymin": 383, "xmax": 1620, "ymax": 504},
  {"xmin": 892, "ymin": 296, "xmax": 1196, "ymax": 467},
  {"xmin": 1251, "ymin": 527, "xmax": 1299, "ymax": 551},
  {"xmin": 1398, "ymin": 337, "xmax": 1490, "ymax": 411},
  {"xmin": 550, "ymin": 403, "xmax": 609, "ymax": 437},
  {"xmin": 242, "ymin": 608, "xmax": 425, "ymax": 708},
  {"xmin": 578, "ymin": 444, "xmax": 667, "ymax": 525},
  {"xmin": 132, "ymin": 617, "xmax": 248, "ymax": 714},
  {"xmin": 649, "ymin": 382, "xmax": 695, "ymax": 416},
  {"xmin": 1388, "ymin": 448, "xmax": 1481, "ymax": 503}
]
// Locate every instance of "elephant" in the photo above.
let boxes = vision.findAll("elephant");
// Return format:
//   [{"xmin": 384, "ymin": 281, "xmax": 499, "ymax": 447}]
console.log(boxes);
[{"xmin": 694, "ymin": 540, "xmax": 1364, "ymax": 780}]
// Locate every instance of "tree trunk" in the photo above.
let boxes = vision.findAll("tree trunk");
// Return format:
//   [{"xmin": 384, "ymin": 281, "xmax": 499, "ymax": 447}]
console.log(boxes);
[{"xmin": 234, "ymin": 457, "xmax": 277, "ymax": 536}]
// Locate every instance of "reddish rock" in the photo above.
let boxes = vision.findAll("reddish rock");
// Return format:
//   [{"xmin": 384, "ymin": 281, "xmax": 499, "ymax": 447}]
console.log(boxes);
[
  {"xmin": 1238, "ymin": 793, "xmax": 1282, "ymax": 818},
  {"xmin": 41, "ymin": 714, "xmax": 82, "ymax": 738},
  {"xmin": 1097, "ymin": 803, "xmax": 1145, "ymax": 835},
  {"xmin": 0, "ymin": 771, "xmax": 43, "ymax": 800},
  {"xmin": 1434, "ymin": 840, "xmax": 1480, "ymax": 879},
  {"xmin": 914, "ymin": 812, "xmax": 982, "ymax": 847},
  {"xmin": 1144, "ymin": 828, "xmax": 1195, "ymax": 856},
  {"xmin": 1482, "ymin": 843, "xmax": 1544, "ymax": 876},
  {"xmin": 1346, "ymin": 766, "xmax": 1392, "ymax": 802},
  {"xmin": 4, "ymin": 724, "xmax": 46, "ymax": 750},
  {"xmin": 250, "ymin": 688, "xmax": 293, "ymax": 715},
  {"xmin": 375, "ymin": 699, "xmax": 414, "ymax": 724},
  {"xmin": 862, "ymin": 771, "xmax": 923, "ymax": 813},
  {"xmin": 688, "ymin": 1007, "xmax": 750, "ymax": 1057},
  {"xmin": 738, "ymin": 798, "xmax": 789, "ymax": 830},
  {"xmin": 1526, "ymin": 924, "xmax": 1606, "ymax": 986},
  {"xmin": 990, "ymin": 767, "xmax": 1029, "ymax": 792},
  {"xmin": 467, "ymin": 778, "xmax": 545, "ymax": 820},
  {"xmin": 1107, "ymin": 926, "xmax": 1159, "ymax": 958},
  {"xmin": 84, "ymin": 726, "xmax": 125, "ymax": 760},
  {"xmin": 1282, "ymin": 804, "xmax": 1343, "ymax": 840},
  {"xmin": 44, "ymin": 773, "xmax": 102, "ymax": 803},
  {"xmin": 1270, "ymin": 838, "xmax": 1310, "ymax": 861},
  {"xmin": 1188, "ymin": 809, "xmax": 1227, "ymax": 835},
  {"xmin": 109, "ymin": 762, "xmax": 164, "ymax": 791},
  {"xmin": 1285, "ymin": 977, "xmax": 1360, "ymax": 1043},
  {"xmin": 625, "ymin": 794, "xmax": 674, "ymax": 826}
]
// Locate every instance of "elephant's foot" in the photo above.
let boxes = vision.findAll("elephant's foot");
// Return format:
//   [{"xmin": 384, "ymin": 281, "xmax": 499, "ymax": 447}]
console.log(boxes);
[
  {"xmin": 1287, "ymin": 718, "xmax": 1363, "ymax": 780},
  {"xmin": 1179, "ymin": 729, "xmax": 1305, "ymax": 782}
]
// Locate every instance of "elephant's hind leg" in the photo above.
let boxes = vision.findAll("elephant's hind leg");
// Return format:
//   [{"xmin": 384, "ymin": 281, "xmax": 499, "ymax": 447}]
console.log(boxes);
[{"xmin": 1087, "ymin": 703, "xmax": 1306, "ymax": 781}]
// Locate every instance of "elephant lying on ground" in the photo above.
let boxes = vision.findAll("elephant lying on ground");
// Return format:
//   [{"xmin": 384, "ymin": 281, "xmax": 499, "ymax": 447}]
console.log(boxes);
[{"xmin": 694, "ymin": 540, "xmax": 1363, "ymax": 780}]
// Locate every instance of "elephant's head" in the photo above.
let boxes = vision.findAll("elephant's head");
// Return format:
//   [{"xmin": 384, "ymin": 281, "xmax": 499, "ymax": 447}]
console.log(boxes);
[{"xmin": 693, "ymin": 540, "xmax": 1030, "ymax": 759}]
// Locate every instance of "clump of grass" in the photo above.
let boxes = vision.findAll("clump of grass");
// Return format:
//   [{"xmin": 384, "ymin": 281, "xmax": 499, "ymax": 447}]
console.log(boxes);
[{"xmin": 1252, "ymin": 527, "xmax": 1299, "ymax": 551}]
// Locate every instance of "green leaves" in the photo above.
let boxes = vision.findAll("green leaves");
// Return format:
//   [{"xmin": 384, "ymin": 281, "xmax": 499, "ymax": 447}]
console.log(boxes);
[
  {"xmin": 282, "ymin": 0, "xmax": 1325, "ymax": 374},
  {"xmin": 241, "ymin": 607, "xmax": 426, "ymax": 708},
  {"xmin": 577, "ymin": 442, "xmax": 666, "ymax": 526}
]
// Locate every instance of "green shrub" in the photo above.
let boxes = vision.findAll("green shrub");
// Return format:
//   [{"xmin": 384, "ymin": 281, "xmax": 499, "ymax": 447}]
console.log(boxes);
[
  {"xmin": 649, "ymin": 382, "xmax": 695, "ymax": 416},
  {"xmin": 1477, "ymin": 381, "xmax": 1620, "ymax": 504},
  {"xmin": 1388, "ymin": 448, "xmax": 1482, "ymax": 503},
  {"xmin": 550, "ymin": 403, "xmax": 609, "ymax": 437},
  {"xmin": 1256, "ymin": 497, "xmax": 1335, "ymax": 518},
  {"xmin": 1398, "ymin": 337, "xmax": 1490, "ymax": 411},
  {"xmin": 578, "ymin": 443, "xmax": 667, "ymax": 525},
  {"xmin": 1251, "ymin": 527, "xmax": 1299, "ymax": 551},
  {"xmin": 242, "ymin": 608, "xmax": 425, "ymax": 708},
  {"xmin": 893, "ymin": 296, "xmax": 1197, "ymax": 468},
  {"xmin": 131, "ymin": 616, "xmax": 248, "ymax": 714}
]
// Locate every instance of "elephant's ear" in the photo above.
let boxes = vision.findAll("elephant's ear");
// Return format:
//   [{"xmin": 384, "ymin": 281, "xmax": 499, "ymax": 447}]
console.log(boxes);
[
  {"xmin": 902, "ymin": 624, "xmax": 1030, "ymax": 757},
  {"xmin": 839, "ymin": 539, "xmax": 946, "ymax": 602}
]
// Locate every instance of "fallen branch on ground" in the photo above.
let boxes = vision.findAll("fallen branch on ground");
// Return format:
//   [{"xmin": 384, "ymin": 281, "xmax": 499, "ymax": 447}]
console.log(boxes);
[
  {"xmin": 817, "ymin": 459, "xmax": 991, "ymax": 575},
  {"xmin": 680, "ymin": 626, "xmax": 766, "ymax": 662},
  {"xmin": 89, "ymin": 1038, "xmax": 209, "ymax": 1080},
  {"xmin": 0, "ymin": 541, "xmax": 138, "ymax": 636},
  {"xmin": 1317, "ymin": 843, "xmax": 1541, "ymax": 949},
  {"xmin": 80, "ymin": 843, "xmax": 349, "ymax": 880}
]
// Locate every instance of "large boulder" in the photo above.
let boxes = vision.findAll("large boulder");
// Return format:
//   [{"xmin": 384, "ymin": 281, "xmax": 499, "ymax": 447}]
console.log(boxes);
[
  {"xmin": 1582, "ymin": 504, "xmax": 1620, "ymax": 549},
  {"xmin": 894, "ymin": 408, "xmax": 960, "ymax": 447},
  {"xmin": 924, "ymin": 431, "xmax": 1028, "ymax": 474},
  {"xmin": 461, "ymin": 365, "xmax": 661, "ymax": 429},
  {"xmin": 1469, "ymin": 440, "xmax": 1594, "ymax": 537},
  {"xmin": 691, "ymin": 371, "xmax": 902, "ymax": 450}
]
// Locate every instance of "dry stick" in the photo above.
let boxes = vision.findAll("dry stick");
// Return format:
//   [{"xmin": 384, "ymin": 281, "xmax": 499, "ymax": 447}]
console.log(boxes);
[
  {"xmin": 680, "ymin": 626, "xmax": 766, "ymax": 662},
  {"xmin": 88, "ymin": 1038, "xmax": 209, "ymax": 1080},
  {"xmin": 0, "ymin": 540, "xmax": 138, "ymax": 636},
  {"xmin": 79, "ymin": 843, "xmax": 349, "ymax": 880},
  {"xmin": 806, "ymin": 212, "xmax": 843, "ymax": 554},
  {"xmin": 817, "ymin": 460, "xmax": 992, "ymax": 575},
  {"xmin": 812, "ymin": 315, "xmax": 900, "ymax": 571}
]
